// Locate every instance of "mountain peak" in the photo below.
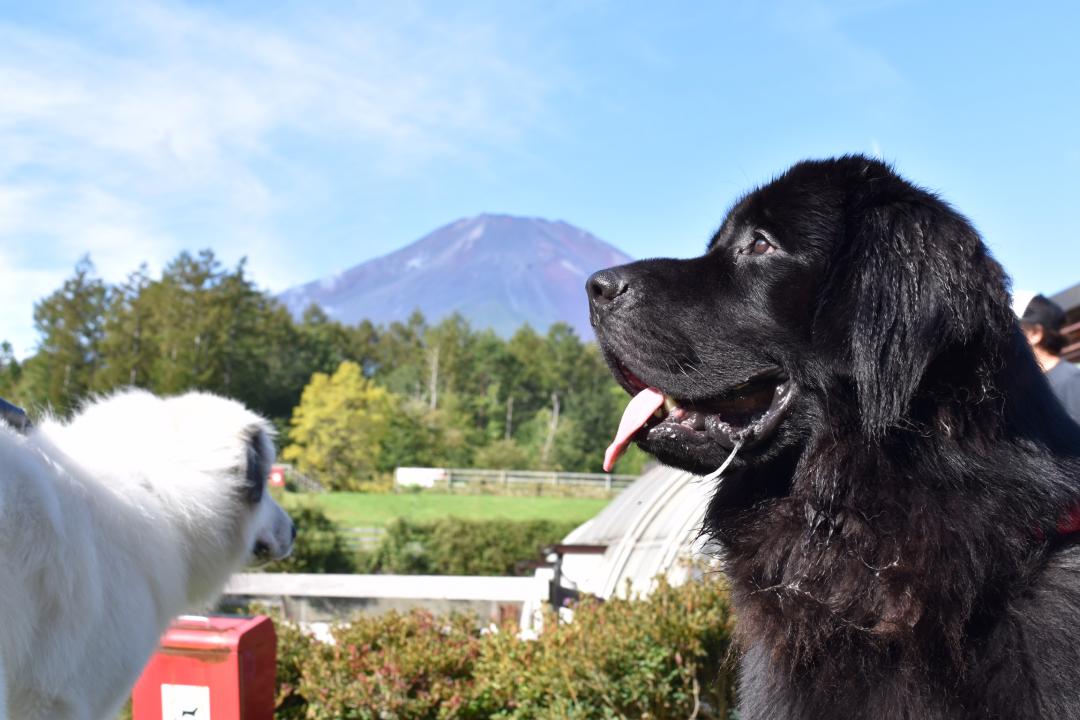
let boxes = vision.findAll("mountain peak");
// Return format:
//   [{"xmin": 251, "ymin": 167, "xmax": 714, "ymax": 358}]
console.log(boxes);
[{"xmin": 280, "ymin": 215, "xmax": 632, "ymax": 337}]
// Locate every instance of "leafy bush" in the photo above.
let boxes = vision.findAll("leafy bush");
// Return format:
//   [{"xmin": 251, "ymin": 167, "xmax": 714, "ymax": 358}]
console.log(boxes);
[
  {"xmin": 263, "ymin": 503, "xmax": 357, "ymax": 574},
  {"xmin": 296, "ymin": 611, "xmax": 485, "ymax": 720},
  {"xmin": 271, "ymin": 574, "xmax": 736, "ymax": 719},
  {"xmin": 274, "ymin": 613, "xmax": 315, "ymax": 720},
  {"xmin": 363, "ymin": 517, "xmax": 578, "ymax": 576},
  {"xmin": 475, "ymin": 577, "xmax": 736, "ymax": 718}
]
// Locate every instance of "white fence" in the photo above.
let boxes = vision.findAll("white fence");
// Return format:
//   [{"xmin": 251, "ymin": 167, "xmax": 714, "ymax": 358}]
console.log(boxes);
[
  {"xmin": 222, "ymin": 572, "xmax": 550, "ymax": 628},
  {"xmin": 395, "ymin": 467, "xmax": 637, "ymax": 492},
  {"xmin": 227, "ymin": 572, "xmax": 542, "ymax": 602}
]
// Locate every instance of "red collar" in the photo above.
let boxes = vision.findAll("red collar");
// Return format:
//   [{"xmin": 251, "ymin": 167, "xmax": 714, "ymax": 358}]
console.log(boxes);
[{"xmin": 1059, "ymin": 506, "xmax": 1080, "ymax": 536}]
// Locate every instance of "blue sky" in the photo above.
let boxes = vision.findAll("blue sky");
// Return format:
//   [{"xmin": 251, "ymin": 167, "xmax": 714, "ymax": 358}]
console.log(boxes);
[{"xmin": 1, "ymin": 1, "xmax": 1078, "ymax": 356}]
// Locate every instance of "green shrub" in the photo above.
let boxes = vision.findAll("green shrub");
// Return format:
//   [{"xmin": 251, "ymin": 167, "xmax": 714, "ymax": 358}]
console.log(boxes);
[
  {"xmin": 263, "ymin": 503, "xmax": 357, "ymax": 574},
  {"xmin": 475, "ymin": 576, "xmax": 736, "ymax": 718},
  {"xmin": 364, "ymin": 517, "xmax": 578, "ymax": 576},
  {"xmin": 359, "ymin": 516, "xmax": 433, "ymax": 574},
  {"xmin": 273, "ymin": 613, "xmax": 314, "ymax": 720},
  {"xmin": 296, "ymin": 611, "xmax": 486, "ymax": 719},
  {"xmin": 271, "ymin": 574, "xmax": 736, "ymax": 719}
]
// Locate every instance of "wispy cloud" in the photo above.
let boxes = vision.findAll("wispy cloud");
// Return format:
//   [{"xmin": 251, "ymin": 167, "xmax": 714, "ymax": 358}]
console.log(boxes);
[{"xmin": 0, "ymin": 2, "xmax": 555, "ymax": 355}]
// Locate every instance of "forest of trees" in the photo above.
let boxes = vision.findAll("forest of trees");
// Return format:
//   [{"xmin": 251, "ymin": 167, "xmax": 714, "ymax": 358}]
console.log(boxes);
[{"xmin": 0, "ymin": 251, "xmax": 648, "ymax": 487}]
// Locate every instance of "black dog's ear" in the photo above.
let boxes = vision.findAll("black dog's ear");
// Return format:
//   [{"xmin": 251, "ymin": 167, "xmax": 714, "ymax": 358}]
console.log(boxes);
[{"xmin": 840, "ymin": 199, "xmax": 1010, "ymax": 439}]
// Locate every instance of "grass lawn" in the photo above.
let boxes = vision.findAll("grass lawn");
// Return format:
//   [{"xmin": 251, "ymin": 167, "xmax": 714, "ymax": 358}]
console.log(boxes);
[{"xmin": 280, "ymin": 490, "xmax": 611, "ymax": 528}]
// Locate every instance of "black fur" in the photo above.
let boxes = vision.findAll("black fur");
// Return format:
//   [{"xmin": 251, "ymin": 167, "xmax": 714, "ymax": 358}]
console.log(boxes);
[{"xmin": 588, "ymin": 156, "xmax": 1080, "ymax": 719}]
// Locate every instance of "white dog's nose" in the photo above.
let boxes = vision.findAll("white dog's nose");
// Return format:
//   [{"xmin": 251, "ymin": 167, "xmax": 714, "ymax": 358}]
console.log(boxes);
[{"xmin": 251, "ymin": 496, "xmax": 294, "ymax": 562}]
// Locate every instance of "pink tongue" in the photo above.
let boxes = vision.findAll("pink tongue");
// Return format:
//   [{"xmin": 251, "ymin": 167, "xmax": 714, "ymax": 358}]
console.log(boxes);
[{"xmin": 604, "ymin": 387, "xmax": 666, "ymax": 472}]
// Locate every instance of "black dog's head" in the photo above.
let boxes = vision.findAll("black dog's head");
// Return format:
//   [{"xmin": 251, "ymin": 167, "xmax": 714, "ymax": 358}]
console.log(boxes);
[{"xmin": 589, "ymin": 155, "xmax": 1015, "ymax": 482}]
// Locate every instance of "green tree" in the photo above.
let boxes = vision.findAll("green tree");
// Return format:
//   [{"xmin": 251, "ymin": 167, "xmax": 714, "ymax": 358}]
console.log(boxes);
[
  {"xmin": 283, "ymin": 361, "xmax": 397, "ymax": 490},
  {"xmin": 472, "ymin": 437, "xmax": 534, "ymax": 470},
  {"xmin": 0, "ymin": 341, "xmax": 21, "ymax": 399},
  {"xmin": 148, "ymin": 250, "xmax": 274, "ymax": 401},
  {"xmin": 444, "ymin": 327, "xmax": 517, "ymax": 443},
  {"xmin": 378, "ymin": 392, "xmax": 476, "ymax": 472},
  {"xmin": 94, "ymin": 265, "xmax": 157, "ymax": 390},
  {"xmin": 549, "ymin": 334, "xmax": 629, "ymax": 473},
  {"xmin": 292, "ymin": 306, "xmax": 356, "ymax": 379},
  {"xmin": 122, "ymin": 250, "xmax": 296, "ymax": 422},
  {"xmin": 500, "ymin": 323, "xmax": 625, "ymax": 472},
  {"xmin": 503, "ymin": 324, "xmax": 549, "ymax": 426},
  {"xmin": 372, "ymin": 310, "xmax": 427, "ymax": 398},
  {"xmin": 25, "ymin": 257, "xmax": 108, "ymax": 415}
]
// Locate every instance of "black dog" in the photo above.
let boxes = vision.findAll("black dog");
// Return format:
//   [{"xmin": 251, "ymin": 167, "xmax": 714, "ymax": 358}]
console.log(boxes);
[{"xmin": 588, "ymin": 156, "xmax": 1080, "ymax": 719}]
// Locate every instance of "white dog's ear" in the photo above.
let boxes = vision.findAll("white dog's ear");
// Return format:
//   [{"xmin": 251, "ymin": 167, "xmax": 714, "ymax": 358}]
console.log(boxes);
[{"xmin": 243, "ymin": 427, "xmax": 273, "ymax": 505}]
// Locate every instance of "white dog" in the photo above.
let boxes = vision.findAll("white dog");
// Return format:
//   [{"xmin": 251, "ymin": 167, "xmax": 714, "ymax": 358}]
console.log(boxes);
[{"xmin": 0, "ymin": 390, "xmax": 294, "ymax": 720}]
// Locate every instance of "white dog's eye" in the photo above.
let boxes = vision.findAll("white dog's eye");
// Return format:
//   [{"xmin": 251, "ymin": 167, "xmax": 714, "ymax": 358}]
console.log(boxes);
[{"xmin": 750, "ymin": 231, "xmax": 775, "ymax": 255}]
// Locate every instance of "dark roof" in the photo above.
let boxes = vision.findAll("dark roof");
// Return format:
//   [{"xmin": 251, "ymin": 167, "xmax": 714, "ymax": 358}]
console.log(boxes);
[{"xmin": 1051, "ymin": 281, "xmax": 1080, "ymax": 314}]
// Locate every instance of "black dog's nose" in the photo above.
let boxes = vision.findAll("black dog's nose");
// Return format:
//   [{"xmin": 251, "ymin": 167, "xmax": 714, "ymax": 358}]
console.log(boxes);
[{"xmin": 587, "ymin": 269, "xmax": 629, "ymax": 308}]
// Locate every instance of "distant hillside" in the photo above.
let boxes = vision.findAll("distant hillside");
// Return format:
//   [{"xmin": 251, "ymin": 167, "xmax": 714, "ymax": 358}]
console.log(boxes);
[{"xmin": 279, "ymin": 214, "xmax": 633, "ymax": 338}]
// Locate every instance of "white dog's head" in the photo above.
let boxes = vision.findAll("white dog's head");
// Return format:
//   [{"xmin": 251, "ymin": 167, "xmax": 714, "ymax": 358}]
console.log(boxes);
[
  {"xmin": 241, "ymin": 421, "xmax": 296, "ymax": 563},
  {"xmin": 156, "ymin": 392, "xmax": 295, "ymax": 571},
  {"xmin": 44, "ymin": 390, "xmax": 295, "ymax": 603}
]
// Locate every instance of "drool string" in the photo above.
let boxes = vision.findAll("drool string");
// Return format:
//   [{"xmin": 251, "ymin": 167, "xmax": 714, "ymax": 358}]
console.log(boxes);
[{"xmin": 702, "ymin": 436, "xmax": 745, "ymax": 483}]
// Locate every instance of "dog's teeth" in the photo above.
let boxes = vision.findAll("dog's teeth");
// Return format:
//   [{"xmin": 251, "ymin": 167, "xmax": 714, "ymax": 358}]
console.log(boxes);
[{"xmin": 653, "ymin": 395, "xmax": 679, "ymax": 419}]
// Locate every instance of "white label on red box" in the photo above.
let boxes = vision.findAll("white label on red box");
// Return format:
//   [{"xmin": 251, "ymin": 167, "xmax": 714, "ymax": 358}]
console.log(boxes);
[{"xmin": 161, "ymin": 683, "xmax": 211, "ymax": 720}]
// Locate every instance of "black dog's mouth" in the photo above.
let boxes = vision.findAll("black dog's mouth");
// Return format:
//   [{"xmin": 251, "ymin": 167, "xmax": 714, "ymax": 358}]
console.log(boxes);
[{"xmin": 606, "ymin": 360, "xmax": 794, "ymax": 472}]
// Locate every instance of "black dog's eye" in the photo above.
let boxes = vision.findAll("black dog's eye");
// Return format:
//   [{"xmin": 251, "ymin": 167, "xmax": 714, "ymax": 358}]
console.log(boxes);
[{"xmin": 749, "ymin": 231, "xmax": 775, "ymax": 256}]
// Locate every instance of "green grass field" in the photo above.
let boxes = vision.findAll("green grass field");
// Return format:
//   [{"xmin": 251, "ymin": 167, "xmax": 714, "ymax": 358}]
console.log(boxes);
[{"xmin": 280, "ymin": 491, "xmax": 611, "ymax": 528}]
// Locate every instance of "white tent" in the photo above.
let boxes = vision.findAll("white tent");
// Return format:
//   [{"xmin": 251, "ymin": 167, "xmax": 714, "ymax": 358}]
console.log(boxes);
[{"xmin": 553, "ymin": 463, "xmax": 721, "ymax": 600}]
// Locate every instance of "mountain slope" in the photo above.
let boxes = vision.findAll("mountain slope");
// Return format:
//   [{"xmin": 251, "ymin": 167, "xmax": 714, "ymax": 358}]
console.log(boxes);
[{"xmin": 279, "ymin": 214, "xmax": 633, "ymax": 337}]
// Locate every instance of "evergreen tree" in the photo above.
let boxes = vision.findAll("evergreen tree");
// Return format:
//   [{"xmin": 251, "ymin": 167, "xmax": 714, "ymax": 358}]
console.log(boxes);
[
  {"xmin": 95, "ymin": 265, "xmax": 156, "ymax": 390},
  {"xmin": 0, "ymin": 341, "xmax": 21, "ymax": 399},
  {"xmin": 26, "ymin": 257, "xmax": 108, "ymax": 415}
]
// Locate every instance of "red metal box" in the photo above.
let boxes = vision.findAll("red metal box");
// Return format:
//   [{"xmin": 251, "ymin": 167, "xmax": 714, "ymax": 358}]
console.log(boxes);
[{"xmin": 132, "ymin": 614, "xmax": 276, "ymax": 720}]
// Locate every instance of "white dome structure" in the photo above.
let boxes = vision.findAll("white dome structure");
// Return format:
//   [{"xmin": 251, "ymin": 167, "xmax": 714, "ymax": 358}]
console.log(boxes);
[{"xmin": 554, "ymin": 464, "xmax": 721, "ymax": 600}]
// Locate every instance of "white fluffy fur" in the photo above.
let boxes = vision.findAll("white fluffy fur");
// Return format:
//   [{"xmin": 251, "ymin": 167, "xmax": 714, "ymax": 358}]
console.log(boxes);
[{"xmin": 0, "ymin": 390, "xmax": 293, "ymax": 720}]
